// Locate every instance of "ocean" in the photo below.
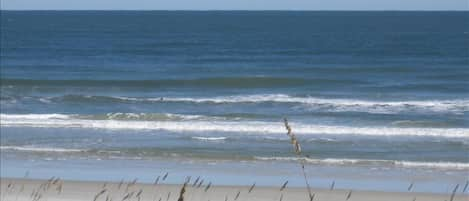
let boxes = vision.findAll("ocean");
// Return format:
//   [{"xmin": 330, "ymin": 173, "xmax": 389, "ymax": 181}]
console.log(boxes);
[{"xmin": 1, "ymin": 11, "xmax": 468, "ymax": 193}]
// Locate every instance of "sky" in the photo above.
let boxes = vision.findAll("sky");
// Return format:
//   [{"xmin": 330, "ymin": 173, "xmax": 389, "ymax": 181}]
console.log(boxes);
[{"xmin": 1, "ymin": 0, "xmax": 468, "ymax": 10}]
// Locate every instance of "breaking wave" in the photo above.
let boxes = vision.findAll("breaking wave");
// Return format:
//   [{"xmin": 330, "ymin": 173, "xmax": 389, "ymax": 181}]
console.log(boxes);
[
  {"xmin": 191, "ymin": 136, "xmax": 228, "ymax": 141},
  {"xmin": 0, "ymin": 146, "xmax": 85, "ymax": 153},
  {"xmin": 44, "ymin": 94, "xmax": 469, "ymax": 114},
  {"xmin": 254, "ymin": 157, "xmax": 469, "ymax": 170},
  {"xmin": 1, "ymin": 114, "xmax": 468, "ymax": 138}
]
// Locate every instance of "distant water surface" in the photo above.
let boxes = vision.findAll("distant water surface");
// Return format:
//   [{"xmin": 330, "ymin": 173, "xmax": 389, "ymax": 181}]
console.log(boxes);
[{"xmin": 1, "ymin": 11, "xmax": 468, "ymax": 193}]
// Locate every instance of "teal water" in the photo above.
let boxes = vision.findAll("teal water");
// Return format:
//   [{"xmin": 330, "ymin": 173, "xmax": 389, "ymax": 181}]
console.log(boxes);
[{"xmin": 1, "ymin": 11, "xmax": 468, "ymax": 193}]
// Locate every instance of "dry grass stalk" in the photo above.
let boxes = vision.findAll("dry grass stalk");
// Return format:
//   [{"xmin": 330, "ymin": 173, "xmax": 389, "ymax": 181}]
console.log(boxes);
[
  {"xmin": 346, "ymin": 190, "xmax": 352, "ymax": 200},
  {"xmin": 197, "ymin": 179, "xmax": 204, "ymax": 188},
  {"xmin": 47, "ymin": 176, "xmax": 55, "ymax": 184},
  {"xmin": 449, "ymin": 184, "xmax": 459, "ymax": 201},
  {"xmin": 408, "ymin": 182, "xmax": 414, "ymax": 191},
  {"xmin": 56, "ymin": 181, "xmax": 63, "ymax": 194},
  {"xmin": 125, "ymin": 178, "xmax": 138, "ymax": 192},
  {"xmin": 234, "ymin": 190, "xmax": 241, "ymax": 200},
  {"xmin": 93, "ymin": 189, "xmax": 107, "ymax": 201},
  {"xmin": 284, "ymin": 118, "xmax": 314, "ymax": 201},
  {"xmin": 280, "ymin": 181, "xmax": 288, "ymax": 191},
  {"xmin": 30, "ymin": 189, "xmax": 37, "ymax": 199},
  {"xmin": 5, "ymin": 182, "xmax": 14, "ymax": 199},
  {"xmin": 284, "ymin": 118, "xmax": 301, "ymax": 154},
  {"xmin": 204, "ymin": 182, "xmax": 212, "ymax": 192},
  {"xmin": 162, "ymin": 173, "xmax": 169, "ymax": 181},
  {"xmin": 1, "ymin": 181, "xmax": 11, "ymax": 201},
  {"xmin": 33, "ymin": 194, "xmax": 42, "ymax": 201},
  {"xmin": 463, "ymin": 180, "xmax": 468, "ymax": 193},
  {"xmin": 330, "ymin": 181, "xmax": 335, "ymax": 190},
  {"xmin": 52, "ymin": 177, "xmax": 60, "ymax": 185},
  {"xmin": 279, "ymin": 193, "xmax": 283, "ymax": 201},
  {"xmin": 154, "ymin": 176, "xmax": 161, "ymax": 185},
  {"xmin": 166, "ymin": 192, "xmax": 171, "ymax": 201},
  {"xmin": 248, "ymin": 182, "xmax": 256, "ymax": 193},
  {"xmin": 122, "ymin": 192, "xmax": 133, "ymax": 201},
  {"xmin": 192, "ymin": 176, "xmax": 200, "ymax": 187},
  {"xmin": 135, "ymin": 189, "xmax": 143, "ymax": 201},
  {"xmin": 130, "ymin": 179, "xmax": 138, "ymax": 186},
  {"xmin": 118, "ymin": 179, "xmax": 124, "ymax": 190},
  {"xmin": 152, "ymin": 176, "xmax": 162, "ymax": 201}
]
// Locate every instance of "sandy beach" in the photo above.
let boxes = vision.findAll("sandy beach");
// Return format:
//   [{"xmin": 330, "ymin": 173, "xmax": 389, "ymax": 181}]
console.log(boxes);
[{"xmin": 1, "ymin": 178, "xmax": 467, "ymax": 201}]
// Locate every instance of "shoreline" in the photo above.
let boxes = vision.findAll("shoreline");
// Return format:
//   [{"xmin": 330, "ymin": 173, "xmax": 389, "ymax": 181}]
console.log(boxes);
[{"xmin": 1, "ymin": 177, "xmax": 466, "ymax": 201}]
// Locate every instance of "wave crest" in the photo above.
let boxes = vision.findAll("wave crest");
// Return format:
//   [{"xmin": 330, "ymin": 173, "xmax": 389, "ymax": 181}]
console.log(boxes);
[
  {"xmin": 191, "ymin": 136, "xmax": 227, "ymax": 141},
  {"xmin": 1, "ymin": 114, "xmax": 468, "ymax": 138},
  {"xmin": 254, "ymin": 157, "xmax": 469, "ymax": 170},
  {"xmin": 45, "ymin": 94, "xmax": 469, "ymax": 114},
  {"xmin": 0, "ymin": 146, "xmax": 85, "ymax": 153}
]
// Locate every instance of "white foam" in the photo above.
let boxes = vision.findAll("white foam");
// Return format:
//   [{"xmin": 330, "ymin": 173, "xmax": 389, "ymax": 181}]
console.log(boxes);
[
  {"xmin": 103, "ymin": 112, "xmax": 206, "ymax": 121},
  {"xmin": 395, "ymin": 161, "xmax": 469, "ymax": 170},
  {"xmin": 1, "ymin": 114, "xmax": 468, "ymax": 138},
  {"xmin": 38, "ymin": 98, "xmax": 52, "ymax": 103},
  {"xmin": 254, "ymin": 157, "xmax": 469, "ymax": 170},
  {"xmin": 308, "ymin": 137, "xmax": 337, "ymax": 142},
  {"xmin": 49, "ymin": 94, "xmax": 469, "ymax": 114},
  {"xmin": 192, "ymin": 136, "xmax": 227, "ymax": 141},
  {"xmin": 146, "ymin": 94, "xmax": 469, "ymax": 114},
  {"xmin": 0, "ymin": 146, "xmax": 85, "ymax": 153},
  {"xmin": 1, "ymin": 114, "xmax": 70, "ymax": 120}
]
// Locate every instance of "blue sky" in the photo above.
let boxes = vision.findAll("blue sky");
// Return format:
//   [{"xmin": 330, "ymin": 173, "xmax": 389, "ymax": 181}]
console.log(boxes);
[{"xmin": 1, "ymin": 0, "xmax": 468, "ymax": 10}]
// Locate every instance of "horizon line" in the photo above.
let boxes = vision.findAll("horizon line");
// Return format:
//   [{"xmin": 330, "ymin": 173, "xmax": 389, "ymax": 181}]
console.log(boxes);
[{"xmin": 1, "ymin": 9, "xmax": 468, "ymax": 12}]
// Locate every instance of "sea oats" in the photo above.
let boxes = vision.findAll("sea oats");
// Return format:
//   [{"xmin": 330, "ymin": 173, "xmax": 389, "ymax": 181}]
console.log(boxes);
[
  {"xmin": 197, "ymin": 180, "xmax": 205, "ymax": 188},
  {"xmin": 248, "ymin": 182, "xmax": 256, "ymax": 193},
  {"xmin": 193, "ymin": 176, "xmax": 200, "ymax": 187},
  {"xmin": 177, "ymin": 182, "xmax": 187, "ymax": 201},
  {"xmin": 234, "ymin": 190, "xmax": 240, "ymax": 200},
  {"xmin": 408, "ymin": 182, "xmax": 414, "ymax": 191},
  {"xmin": 280, "ymin": 181, "xmax": 288, "ymax": 191},
  {"xmin": 346, "ymin": 190, "xmax": 352, "ymax": 200},
  {"xmin": 284, "ymin": 118, "xmax": 313, "ymax": 200},
  {"xmin": 93, "ymin": 189, "xmax": 107, "ymax": 201},
  {"xmin": 449, "ymin": 184, "xmax": 459, "ymax": 201},
  {"xmin": 204, "ymin": 182, "xmax": 212, "ymax": 192},
  {"xmin": 118, "ymin": 179, "xmax": 124, "ymax": 190},
  {"xmin": 154, "ymin": 176, "xmax": 161, "ymax": 185},
  {"xmin": 463, "ymin": 180, "xmax": 468, "ymax": 193},
  {"xmin": 166, "ymin": 192, "xmax": 171, "ymax": 201}
]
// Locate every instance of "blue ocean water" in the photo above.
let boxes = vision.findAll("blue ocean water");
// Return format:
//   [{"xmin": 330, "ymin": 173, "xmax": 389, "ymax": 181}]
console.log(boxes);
[{"xmin": 1, "ymin": 11, "xmax": 468, "ymax": 193}]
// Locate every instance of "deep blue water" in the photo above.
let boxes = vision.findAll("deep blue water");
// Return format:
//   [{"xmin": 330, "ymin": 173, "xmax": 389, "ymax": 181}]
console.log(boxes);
[{"xmin": 1, "ymin": 11, "xmax": 468, "ymax": 192}]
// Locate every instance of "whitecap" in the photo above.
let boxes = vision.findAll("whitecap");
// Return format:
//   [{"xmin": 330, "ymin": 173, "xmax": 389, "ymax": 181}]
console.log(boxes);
[
  {"xmin": 192, "ymin": 136, "xmax": 227, "ymax": 141},
  {"xmin": 1, "ymin": 114, "xmax": 468, "ymax": 138},
  {"xmin": 254, "ymin": 156, "xmax": 469, "ymax": 170}
]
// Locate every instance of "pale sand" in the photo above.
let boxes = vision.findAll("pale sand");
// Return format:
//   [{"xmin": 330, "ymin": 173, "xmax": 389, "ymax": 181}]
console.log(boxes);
[{"xmin": 1, "ymin": 178, "xmax": 467, "ymax": 201}]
